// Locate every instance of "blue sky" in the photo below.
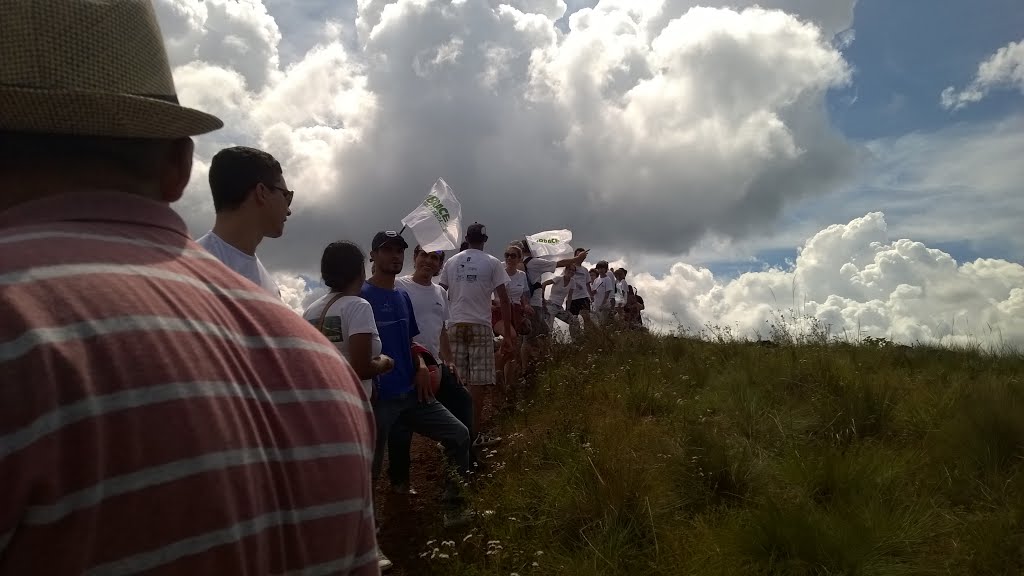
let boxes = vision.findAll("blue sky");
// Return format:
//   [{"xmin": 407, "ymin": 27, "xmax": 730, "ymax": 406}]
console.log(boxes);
[
  {"xmin": 830, "ymin": 0, "xmax": 1024, "ymax": 138},
  {"xmin": 695, "ymin": 0, "xmax": 1024, "ymax": 278}
]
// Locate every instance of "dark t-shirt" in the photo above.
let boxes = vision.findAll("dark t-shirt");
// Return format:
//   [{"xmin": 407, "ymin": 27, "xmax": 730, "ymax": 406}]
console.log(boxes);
[{"xmin": 361, "ymin": 281, "xmax": 420, "ymax": 399}]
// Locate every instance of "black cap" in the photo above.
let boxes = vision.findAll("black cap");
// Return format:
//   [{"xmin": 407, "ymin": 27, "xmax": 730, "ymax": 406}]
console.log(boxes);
[
  {"xmin": 466, "ymin": 222, "xmax": 488, "ymax": 243},
  {"xmin": 371, "ymin": 230, "xmax": 409, "ymax": 251}
]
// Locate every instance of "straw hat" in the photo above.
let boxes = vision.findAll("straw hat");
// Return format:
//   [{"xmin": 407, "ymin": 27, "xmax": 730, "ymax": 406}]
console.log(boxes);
[{"xmin": 0, "ymin": 0, "xmax": 223, "ymax": 138}]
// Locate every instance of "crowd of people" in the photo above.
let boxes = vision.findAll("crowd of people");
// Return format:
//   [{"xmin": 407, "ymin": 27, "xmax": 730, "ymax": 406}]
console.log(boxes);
[
  {"xmin": 0, "ymin": 1, "xmax": 644, "ymax": 574},
  {"xmin": 192, "ymin": 160, "xmax": 649, "ymax": 569}
]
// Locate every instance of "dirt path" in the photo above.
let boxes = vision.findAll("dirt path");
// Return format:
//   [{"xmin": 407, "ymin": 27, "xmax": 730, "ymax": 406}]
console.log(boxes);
[
  {"xmin": 374, "ymin": 434, "xmax": 447, "ymax": 574},
  {"xmin": 374, "ymin": 386, "xmax": 509, "ymax": 574}
]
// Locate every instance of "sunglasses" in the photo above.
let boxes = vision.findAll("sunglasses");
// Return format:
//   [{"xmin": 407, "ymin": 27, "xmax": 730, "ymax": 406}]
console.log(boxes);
[
  {"xmin": 266, "ymin": 184, "xmax": 294, "ymax": 206},
  {"xmin": 504, "ymin": 252, "xmax": 520, "ymax": 259}
]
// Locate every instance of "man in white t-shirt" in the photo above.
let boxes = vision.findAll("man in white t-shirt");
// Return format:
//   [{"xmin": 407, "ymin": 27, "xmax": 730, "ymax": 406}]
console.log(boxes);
[
  {"xmin": 392, "ymin": 245, "xmax": 475, "ymax": 491},
  {"xmin": 543, "ymin": 265, "xmax": 576, "ymax": 331},
  {"xmin": 614, "ymin": 268, "xmax": 630, "ymax": 322},
  {"xmin": 439, "ymin": 223, "xmax": 513, "ymax": 447},
  {"xmin": 195, "ymin": 146, "xmax": 292, "ymax": 298},
  {"xmin": 567, "ymin": 247, "xmax": 594, "ymax": 333},
  {"xmin": 519, "ymin": 241, "xmax": 588, "ymax": 351},
  {"xmin": 592, "ymin": 261, "xmax": 615, "ymax": 323}
]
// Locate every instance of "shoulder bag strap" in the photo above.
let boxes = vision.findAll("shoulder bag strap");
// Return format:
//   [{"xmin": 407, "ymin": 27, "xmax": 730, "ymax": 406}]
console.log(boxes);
[{"xmin": 316, "ymin": 291, "xmax": 348, "ymax": 333}]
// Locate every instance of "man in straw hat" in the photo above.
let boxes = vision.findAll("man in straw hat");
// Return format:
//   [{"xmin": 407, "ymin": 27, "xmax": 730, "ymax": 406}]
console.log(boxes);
[{"xmin": 0, "ymin": 1, "xmax": 379, "ymax": 574}]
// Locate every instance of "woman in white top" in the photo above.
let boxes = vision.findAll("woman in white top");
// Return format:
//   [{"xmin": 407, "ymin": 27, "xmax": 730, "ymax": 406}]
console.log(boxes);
[
  {"xmin": 491, "ymin": 244, "xmax": 533, "ymax": 394},
  {"xmin": 492, "ymin": 244, "xmax": 532, "ymax": 339},
  {"xmin": 543, "ymin": 265, "xmax": 575, "ymax": 331},
  {"xmin": 302, "ymin": 241, "xmax": 393, "ymax": 399}
]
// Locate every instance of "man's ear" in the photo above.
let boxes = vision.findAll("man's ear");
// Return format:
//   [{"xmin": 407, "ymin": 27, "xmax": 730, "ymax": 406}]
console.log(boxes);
[
  {"xmin": 251, "ymin": 182, "xmax": 270, "ymax": 206},
  {"xmin": 161, "ymin": 138, "xmax": 194, "ymax": 203}
]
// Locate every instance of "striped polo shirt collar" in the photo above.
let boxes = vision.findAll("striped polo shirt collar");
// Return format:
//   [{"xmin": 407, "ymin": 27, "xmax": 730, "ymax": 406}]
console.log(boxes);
[{"xmin": 0, "ymin": 190, "xmax": 190, "ymax": 238}]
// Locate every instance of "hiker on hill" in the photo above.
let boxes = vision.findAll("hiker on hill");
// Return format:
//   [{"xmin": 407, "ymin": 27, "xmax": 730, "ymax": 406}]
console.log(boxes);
[
  {"xmin": 304, "ymin": 242, "xmax": 394, "ymax": 400},
  {"xmin": 362, "ymin": 231, "xmax": 474, "ymax": 566},
  {"xmin": 492, "ymin": 244, "xmax": 532, "ymax": 396},
  {"xmin": 390, "ymin": 245, "xmax": 477, "ymax": 495},
  {"xmin": 543, "ymin": 265, "xmax": 576, "ymax": 332},
  {"xmin": 196, "ymin": 146, "xmax": 292, "ymax": 298},
  {"xmin": 518, "ymin": 240, "xmax": 589, "ymax": 363},
  {"xmin": 440, "ymin": 223, "xmax": 514, "ymax": 447},
  {"xmin": 592, "ymin": 262, "xmax": 615, "ymax": 325},
  {"xmin": 614, "ymin": 268, "xmax": 630, "ymax": 323},
  {"xmin": 0, "ymin": 0, "xmax": 377, "ymax": 572},
  {"xmin": 568, "ymin": 248, "xmax": 595, "ymax": 335}
]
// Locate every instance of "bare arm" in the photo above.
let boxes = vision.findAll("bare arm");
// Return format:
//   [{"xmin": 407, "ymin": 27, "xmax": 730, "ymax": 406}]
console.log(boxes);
[
  {"xmin": 554, "ymin": 250, "xmax": 589, "ymax": 269},
  {"xmin": 347, "ymin": 333, "xmax": 391, "ymax": 380},
  {"xmin": 440, "ymin": 327, "xmax": 453, "ymax": 366},
  {"xmin": 494, "ymin": 284, "xmax": 513, "ymax": 344}
]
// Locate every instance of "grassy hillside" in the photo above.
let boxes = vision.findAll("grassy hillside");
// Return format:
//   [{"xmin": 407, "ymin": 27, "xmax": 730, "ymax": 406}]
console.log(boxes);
[{"xmin": 415, "ymin": 327, "xmax": 1024, "ymax": 575}]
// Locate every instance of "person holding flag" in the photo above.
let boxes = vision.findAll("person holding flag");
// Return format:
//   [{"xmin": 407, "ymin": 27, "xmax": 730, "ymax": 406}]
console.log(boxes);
[
  {"xmin": 518, "ymin": 240, "xmax": 589, "ymax": 363},
  {"xmin": 361, "ymin": 230, "xmax": 473, "ymax": 561}
]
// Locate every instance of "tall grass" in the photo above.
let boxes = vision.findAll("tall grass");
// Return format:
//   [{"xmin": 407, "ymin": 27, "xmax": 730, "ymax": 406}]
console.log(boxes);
[{"xmin": 415, "ymin": 324, "xmax": 1024, "ymax": 575}]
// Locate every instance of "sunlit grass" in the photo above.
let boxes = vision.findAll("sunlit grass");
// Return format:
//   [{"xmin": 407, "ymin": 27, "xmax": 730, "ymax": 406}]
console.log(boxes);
[{"xmin": 417, "ymin": 321, "xmax": 1024, "ymax": 575}]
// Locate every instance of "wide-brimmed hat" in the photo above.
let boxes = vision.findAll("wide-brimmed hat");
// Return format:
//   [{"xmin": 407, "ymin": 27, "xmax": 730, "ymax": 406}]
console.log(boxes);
[{"xmin": 0, "ymin": 0, "xmax": 223, "ymax": 138}]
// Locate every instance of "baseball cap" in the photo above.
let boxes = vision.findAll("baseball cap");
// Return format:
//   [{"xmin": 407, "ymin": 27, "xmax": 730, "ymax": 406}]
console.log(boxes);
[
  {"xmin": 371, "ymin": 230, "xmax": 409, "ymax": 251},
  {"xmin": 466, "ymin": 222, "xmax": 488, "ymax": 242}
]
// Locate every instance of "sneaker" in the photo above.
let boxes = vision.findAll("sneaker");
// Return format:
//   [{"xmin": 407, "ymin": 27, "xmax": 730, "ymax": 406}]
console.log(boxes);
[
  {"xmin": 473, "ymin": 432, "xmax": 502, "ymax": 448},
  {"xmin": 377, "ymin": 549, "xmax": 393, "ymax": 572}
]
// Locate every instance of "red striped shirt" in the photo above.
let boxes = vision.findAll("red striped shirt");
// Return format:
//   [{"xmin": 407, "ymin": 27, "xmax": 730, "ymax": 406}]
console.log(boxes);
[{"xmin": 0, "ymin": 191, "xmax": 379, "ymax": 575}]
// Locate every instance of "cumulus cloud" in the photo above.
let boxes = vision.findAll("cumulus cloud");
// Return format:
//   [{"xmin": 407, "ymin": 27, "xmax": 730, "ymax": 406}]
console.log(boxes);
[
  {"xmin": 941, "ymin": 39, "xmax": 1024, "ymax": 110},
  {"xmin": 273, "ymin": 273, "xmax": 311, "ymax": 314},
  {"xmin": 157, "ymin": 0, "xmax": 857, "ymax": 275},
  {"xmin": 153, "ymin": 0, "xmax": 1021, "ymax": 349},
  {"xmin": 632, "ymin": 212, "xmax": 1024, "ymax": 349}
]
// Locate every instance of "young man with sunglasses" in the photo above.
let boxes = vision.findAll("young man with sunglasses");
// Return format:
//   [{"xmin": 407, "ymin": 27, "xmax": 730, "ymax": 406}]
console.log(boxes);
[{"xmin": 196, "ymin": 146, "xmax": 293, "ymax": 297}]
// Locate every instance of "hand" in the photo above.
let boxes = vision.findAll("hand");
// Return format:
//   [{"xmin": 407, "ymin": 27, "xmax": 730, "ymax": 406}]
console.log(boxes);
[
  {"xmin": 574, "ymin": 250, "xmax": 589, "ymax": 265},
  {"xmin": 376, "ymin": 354, "xmax": 394, "ymax": 375},
  {"xmin": 523, "ymin": 305, "xmax": 535, "ymax": 317},
  {"xmin": 442, "ymin": 358, "xmax": 458, "ymax": 377},
  {"xmin": 414, "ymin": 365, "xmax": 435, "ymax": 403}
]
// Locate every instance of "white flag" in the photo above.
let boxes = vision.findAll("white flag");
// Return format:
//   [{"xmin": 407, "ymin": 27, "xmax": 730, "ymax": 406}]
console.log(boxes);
[
  {"xmin": 401, "ymin": 178, "xmax": 462, "ymax": 251},
  {"xmin": 526, "ymin": 229, "xmax": 574, "ymax": 258}
]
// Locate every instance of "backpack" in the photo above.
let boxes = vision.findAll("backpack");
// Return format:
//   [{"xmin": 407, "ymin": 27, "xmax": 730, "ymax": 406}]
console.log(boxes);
[{"xmin": 523, "ymin": 256, "xmax": 543, "ymax": 297}]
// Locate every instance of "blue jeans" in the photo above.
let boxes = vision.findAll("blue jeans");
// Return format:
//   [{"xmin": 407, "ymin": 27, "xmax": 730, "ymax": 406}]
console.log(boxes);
[{"xmin": 373, "ymin": 383, "xmax": 471, "ymax": 496}]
